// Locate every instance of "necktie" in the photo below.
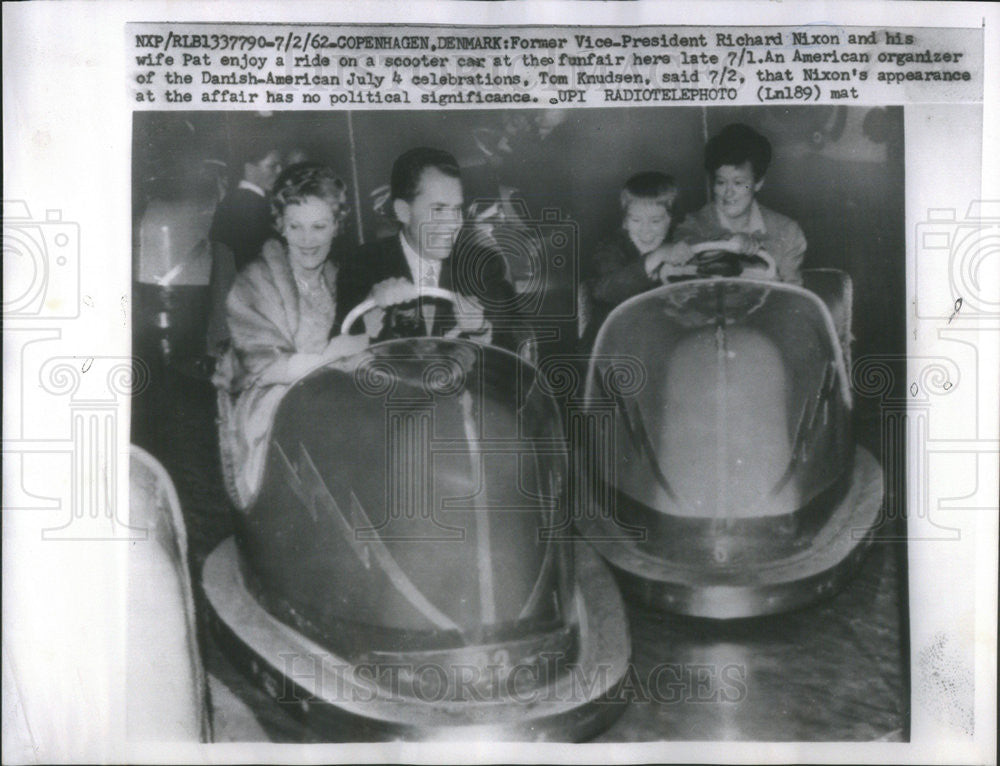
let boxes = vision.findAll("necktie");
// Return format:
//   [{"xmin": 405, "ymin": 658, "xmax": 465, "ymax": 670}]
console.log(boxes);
[{"xmin": 418, "ymin": 265, "xmax": 437, "ymax": 332}]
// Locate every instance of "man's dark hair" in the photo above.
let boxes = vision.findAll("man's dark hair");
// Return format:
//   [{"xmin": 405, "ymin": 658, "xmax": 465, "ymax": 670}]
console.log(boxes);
[
  {"xmin": 390, "ymin": 147, "xmax": 461, "ymax": 202},
  {"xmin": 240, "ymin": 144, "xmax": 278, "ymax": 169},
  {"xmin": 704, "ymin": 123, "xmax": 773, "ymax": 181}
]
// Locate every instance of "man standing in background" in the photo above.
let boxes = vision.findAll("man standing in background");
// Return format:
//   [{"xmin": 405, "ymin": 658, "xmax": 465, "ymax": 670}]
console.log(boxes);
[
  {"xmin": 206, "ymin": 141, "xmax": 283, "ymax": 356},
  {"xmin": 209, "ymin": 143, "xmax": 283, "ymax": 271}
]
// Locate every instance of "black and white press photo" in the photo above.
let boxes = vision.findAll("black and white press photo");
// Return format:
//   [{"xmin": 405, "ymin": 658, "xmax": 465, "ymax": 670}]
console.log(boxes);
[
  {"xmin": 3, "ymin": 4, "xmax": 996, "ymax": 764},
  {"xmin": 128, "ymin": 104, "xmax": 909, "ymax": 743}
]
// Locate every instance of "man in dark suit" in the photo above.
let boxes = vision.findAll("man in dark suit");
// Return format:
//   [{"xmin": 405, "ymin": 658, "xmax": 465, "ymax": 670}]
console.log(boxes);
[
  {"xmin": 338, "ymin": 147, "xmax": 523, "ymax": 351},
  {"xmin": 209, "ymin": 145, "xmax": 283, "ymax": 271},
  {"xmin": 205, "ymin": 143, "xmax": 283, "ymax": 356}
]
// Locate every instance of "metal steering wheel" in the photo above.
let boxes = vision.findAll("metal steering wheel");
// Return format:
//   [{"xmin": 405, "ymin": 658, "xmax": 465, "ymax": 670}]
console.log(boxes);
[
  {"xmin": 666, "ymin": 240, "xmax": 777, "ymax": 281},
  {"xmin": 340, "ymin": 286, "xmax": 461, "ymax": 339}
]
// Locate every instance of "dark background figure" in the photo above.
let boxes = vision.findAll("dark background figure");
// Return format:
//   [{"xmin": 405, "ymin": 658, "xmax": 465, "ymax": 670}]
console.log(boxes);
[
  {"xmin": 284, "ymin": 146, "xmax": 310, "ymax": 167},
  {"xmin": 209, "ymin": 140, "xmax": 283, "ymax": 272},
  {"xmin": 492, "ymin": 109, "xmax": 582, "ymax": 357},
  {"xmin": 205, "ymin": 137, "xmax": 283, "ymax": 356},
  {"xmin": 499, "ymin": 110, "xmax": 578, "ymax": 222}
]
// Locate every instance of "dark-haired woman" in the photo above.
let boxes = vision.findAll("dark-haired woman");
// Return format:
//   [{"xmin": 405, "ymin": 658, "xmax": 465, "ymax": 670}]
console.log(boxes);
[
  {"xmin": 213, "ymin": 162, "xmax": 368, "ymax": 507},
  {"xmin": 675, "ymin": 123, "xmax": 807, "ymax": 284}
]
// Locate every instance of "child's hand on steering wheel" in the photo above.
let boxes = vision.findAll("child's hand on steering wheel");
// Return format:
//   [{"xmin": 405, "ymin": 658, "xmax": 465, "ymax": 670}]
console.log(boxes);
[
  {"xmin": 644, "ymin": 241, "xmax": 695, "ymax": 282},
  {"xmin": 642, "ymin": 246, "xmax": 668, "ymax": 279}
]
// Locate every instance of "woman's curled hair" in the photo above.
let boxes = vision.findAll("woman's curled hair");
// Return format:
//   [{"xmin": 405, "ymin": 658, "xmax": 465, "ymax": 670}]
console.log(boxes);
[{"xmin": 271, "ymin": 161, "xmax": 349, "ymax": 227}]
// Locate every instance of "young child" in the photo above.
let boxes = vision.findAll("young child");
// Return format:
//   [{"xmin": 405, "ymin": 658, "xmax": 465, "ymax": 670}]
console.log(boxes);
[{"xmin": 586, "ymin": 172, "xmax": 693, "ymax": 326}]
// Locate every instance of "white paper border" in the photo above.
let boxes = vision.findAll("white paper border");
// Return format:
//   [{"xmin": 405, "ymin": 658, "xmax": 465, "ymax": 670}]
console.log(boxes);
[{"xmin": 3, "ymin": 1, "xmax": 997, "ymax": 764}]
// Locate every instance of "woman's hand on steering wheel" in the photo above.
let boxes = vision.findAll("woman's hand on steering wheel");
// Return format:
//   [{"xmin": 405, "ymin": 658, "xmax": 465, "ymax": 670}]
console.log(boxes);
[
  {"xmin": 358, "ymin": 277, "xmax": 423, "ymax": 338},
  {"xmin": 727, "ymin": 232, "xmax": 763, "ymax": 257},
  {"xmin": 321, "ymin": 333, "xmax": 369, "ymax": 362}
]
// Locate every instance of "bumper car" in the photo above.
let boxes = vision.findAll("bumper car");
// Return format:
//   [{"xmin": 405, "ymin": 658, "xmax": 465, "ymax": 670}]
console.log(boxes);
[
  {"xmin": 576, "ymin": 242, "xmax": 883, "ymax": 619},
  {"xmin": 204, "ymin": 290, "xmax": 630, "ymax": 741}
]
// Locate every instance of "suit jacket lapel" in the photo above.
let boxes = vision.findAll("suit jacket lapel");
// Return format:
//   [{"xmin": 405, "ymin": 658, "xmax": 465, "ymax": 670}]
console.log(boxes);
[
  {"xmin": 387, "ymin": 235, "xmax": 415, "ymax": 282},
  {"xmin": 431, "ymin": 254, "xmax": 456, "ymax": 335}
]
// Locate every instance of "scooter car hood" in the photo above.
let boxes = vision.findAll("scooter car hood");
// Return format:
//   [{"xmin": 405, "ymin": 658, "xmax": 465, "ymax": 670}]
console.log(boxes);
[
  {"xmin": 239, "ymin": 340, "xmax": 569, "ymax": 658},
  {"xmin": 206, "ymin": 337, "xmax": 630, "ymax": 738},
  {"xmin": 579, "ymin": 276, "xmax": 882, "ymax": 617}
]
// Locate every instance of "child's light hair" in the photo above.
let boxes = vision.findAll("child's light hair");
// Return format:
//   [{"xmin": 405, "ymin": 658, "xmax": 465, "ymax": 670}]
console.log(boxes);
[{"xmin": 620, "ymin": 172, "xmax": 678, "ymax": 216}]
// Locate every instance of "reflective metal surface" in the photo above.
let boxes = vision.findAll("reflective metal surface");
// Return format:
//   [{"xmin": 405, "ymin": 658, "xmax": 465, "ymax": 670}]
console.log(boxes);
[
  {"xmin": 204, "ymin": 537, "xmax": 630, "ymax": 741},
  {"xmin": 240, "ymin": 339, "xmax": 577, "ymax": 666},
  {"xmin": 581, "ymin": 277, "xmax": 882, "ymax": 617},
  {"xmin": 134, "ymin": 345, "xmax": 905, "ymax": 743},
  {"xmin": 205, "ymin": 337, "xmax": 631, "ymax": 739},
  {"xmin": 578, "ymin": 446, "xmax": 883, "ymax": 618}
]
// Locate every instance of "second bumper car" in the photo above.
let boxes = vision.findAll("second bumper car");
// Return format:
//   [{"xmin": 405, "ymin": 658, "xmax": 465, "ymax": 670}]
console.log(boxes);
[{"xmin": 576, "ymin": 267, "xmax": 883, "ymax": 619}]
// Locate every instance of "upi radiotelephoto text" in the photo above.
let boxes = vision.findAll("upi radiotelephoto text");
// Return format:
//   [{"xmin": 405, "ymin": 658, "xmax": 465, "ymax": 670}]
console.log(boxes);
[{"xmin": 129, "ymin": 25, "xmax": 981, "ymax": 108}]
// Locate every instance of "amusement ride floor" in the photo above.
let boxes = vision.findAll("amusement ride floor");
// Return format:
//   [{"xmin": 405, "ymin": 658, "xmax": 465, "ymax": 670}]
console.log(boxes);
[{"xmin": 132, "ymin": 357, "xmax": 908, "ymax": 743}]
